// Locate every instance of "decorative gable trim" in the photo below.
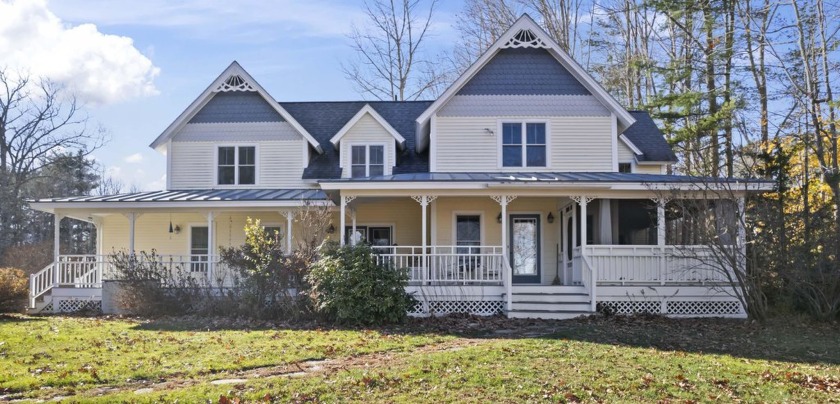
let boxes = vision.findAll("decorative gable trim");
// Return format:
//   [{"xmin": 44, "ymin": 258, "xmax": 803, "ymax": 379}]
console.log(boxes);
[
  {"xmin": 149, "ymin": 61, "xmax": 323, "ymax": 154},
  {"xmin": 619, "ymin": 134, "xmax": 643, "ymax": 156},
  {"xmin": 329, "ymin": 104, "xmax": 406, "ymax": 150},
  {"xmin": 501, "ymin": 29, "xmax": 549, "ymax": 49},
  {"xmin": 415, "ymin": 14, "xmax": 636, "ymax": 152}
]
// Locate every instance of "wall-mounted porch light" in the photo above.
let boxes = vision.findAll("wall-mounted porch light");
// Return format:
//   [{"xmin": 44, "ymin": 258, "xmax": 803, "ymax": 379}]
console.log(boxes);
[
  {"xmin": 497, "ymin": 212, "xmax": 503, "ymax": 223},
  {"xmin": 326, "ymin": 224, "xmax": 336, "ymax": 234},
  {"xmin": 547, "ymin": 212, "xmax": 555, "ymax": 223}
]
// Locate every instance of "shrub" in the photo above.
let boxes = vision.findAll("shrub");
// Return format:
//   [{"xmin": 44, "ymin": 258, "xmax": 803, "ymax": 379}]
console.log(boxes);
[
  {"xmin": 0, "ymin": 268, "xmax": 28, "ymax": 313},
  {"xmin": 308, "ymin": 242, "xmax": 413, "ymax": 325},
  {"xmin": 109, "ymin": 250, "xmax": 209, "ymax": 316},
  {"xmin": 219, "ymin": 218, "xmax": 312, "ymax": 319}
]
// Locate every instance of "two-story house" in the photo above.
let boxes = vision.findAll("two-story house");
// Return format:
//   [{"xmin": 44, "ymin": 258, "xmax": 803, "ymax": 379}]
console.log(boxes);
[{"xmin": 29, "ymin": 15, "xmax": 770, "ymax": 318}]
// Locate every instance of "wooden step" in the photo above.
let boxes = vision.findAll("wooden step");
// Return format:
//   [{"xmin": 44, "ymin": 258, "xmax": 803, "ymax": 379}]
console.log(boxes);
[
  {"xmin": 510, "ymin": 293, "xmax": 590, "ymax": 304},
  {"xmin": 510, "ymin": 285, "xmax": 587, "ymax": 294},
  {"xmin": 512, "ymin": 301, "xmax": 591, "ymax": 311},
  {"xmin": 507, "ymin": 309, "xmax": 593, "ymax": 320}
]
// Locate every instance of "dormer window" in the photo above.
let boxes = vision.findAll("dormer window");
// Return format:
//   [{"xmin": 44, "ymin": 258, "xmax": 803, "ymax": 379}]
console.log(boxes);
[
  {"xmin": 502, "ymin": 122, "xmax": 547, "ymax": 167},
  {"xmin": 218, "ymin": 146, "xmax": 256, "ymax": 185},
  {"xmin": 351, "ymin": 145, "xmax": 385, "ymax": 178}
]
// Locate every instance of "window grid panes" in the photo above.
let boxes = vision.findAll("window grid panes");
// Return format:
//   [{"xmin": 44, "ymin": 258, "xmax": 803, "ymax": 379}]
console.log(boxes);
[
  {"xmin": 502, "ymin": 122, "xmax": 546, "ymax": 167},
  {"xmin": 217, "ymin": 146, "xmax": 256, "ymax": 185},
  {"xmin": 350, "ymin": 145, "xmax": 386, "ymax": 178}
]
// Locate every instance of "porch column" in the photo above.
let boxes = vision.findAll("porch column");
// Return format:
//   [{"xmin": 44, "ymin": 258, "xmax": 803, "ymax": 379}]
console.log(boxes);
[
  {"xmin": 573, "ymin": 196, "xmax": 596, "ymax": 312},
  {"xmin": 412, "ymin": 195, "xmax": 437, "ymax": 284},
  {"xmin": 281, "ymin": 211, "xmax": 294, "ymax": 254},
  {"xmin": 53, "ymin": 213, "xmax": 63, "ymax": 285},
  {"xmin": 340, "ymin": 195, "xmax": 356, "ymax": 246},
  {"xmin": 599, "ymin": 199, "xmax": 612, "ymax": 244},
  {"xmin": 207, "ymin": 211, "xmax": 216, "ymax": 282},
  {"xmin": 656, "ymin": 198, "xmax": 668, "ymax": 286},
  {"xmin": 491, "ymin": 195, "xmax": 517, "ymax": 313},
  {"xmin": 736, "ymin": 196, "xmax": 746, "ymax": 275},
  {"xmin": 350, "ymin": 209, "xmax": 357, "ymax": 246},
  {"xmin": 123, "ymin": 212, "xmax": 138, "ymax": 255}
]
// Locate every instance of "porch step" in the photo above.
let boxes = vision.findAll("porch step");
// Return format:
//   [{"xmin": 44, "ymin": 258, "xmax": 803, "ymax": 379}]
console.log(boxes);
[
  {"xmin": 509, "ymin": 293, "xmax": 590, "ymax": 304},
  {"xmin": 507, "ymin": 309, "xmax": 592, "ymax": 320},
  {"xmin": 510, "ymin": 285, "xmax": 586, "ymax": 294},
  {"xmin": 511, "ymin": 301, "xmax": 591, "ymax": 312}
]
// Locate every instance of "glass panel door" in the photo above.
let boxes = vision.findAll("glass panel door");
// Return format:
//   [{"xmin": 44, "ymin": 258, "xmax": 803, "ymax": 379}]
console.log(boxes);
[
  {"xmin": 190, "ymin": 226, "xmax": 209, "ymax": 272},
  {"xmin": 510, "ymin": 214, "xmax": 540, "ymax": 283}
]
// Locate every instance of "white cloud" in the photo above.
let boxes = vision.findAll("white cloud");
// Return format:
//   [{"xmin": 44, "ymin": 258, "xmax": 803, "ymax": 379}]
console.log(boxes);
[
  {"xmin": 124, "ymin": 153, "xmax": 143, "ymax": 164},
  {"xmin": 146, "ymin": 174, "xmax": 166, "ymax": 192},
  {"xmin": 0, "ymin": 0, "xmax": 159, "ymax": 104}
]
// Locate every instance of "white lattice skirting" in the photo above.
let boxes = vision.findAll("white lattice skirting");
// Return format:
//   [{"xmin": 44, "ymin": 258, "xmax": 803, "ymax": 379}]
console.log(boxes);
[
  {"xmin": 53, "ymin": 299, "xmax": 102, "ymax": 314},
  {"xmin": 409, "ymin": 299, "xmax": 505, "ymax": 317},
  {"xmin": 599, "ymin": 299, "xmax": 744, "ymax": 317}
]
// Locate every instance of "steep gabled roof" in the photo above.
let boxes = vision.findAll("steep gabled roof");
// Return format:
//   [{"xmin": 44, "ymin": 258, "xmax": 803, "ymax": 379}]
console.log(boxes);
[
  {"xmin": 280, "ymin": 101, "xmax": 432, "ymax": 179},
  {"xmin": 414, "ymin": 14, "xmax": 636, "ymax": 152},
  {"xmin": 149, "ymin": 61, "xmax": 323, "ymax": 153},
  {"xmin": 329, "ymin": 104, "xmax": 406, "ymax": 149}
]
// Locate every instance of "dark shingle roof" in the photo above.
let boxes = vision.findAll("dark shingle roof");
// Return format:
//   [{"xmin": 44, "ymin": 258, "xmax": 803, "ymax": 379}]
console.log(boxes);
[
  {"xmin": 279, "ymin": 101, "xmax": 432, "ymax": 179},
  {"xmin": 190, "ymin": 92, "xmax": 284, "ymax": 123},
  {"xmin": 457, "ymin": 48, "xmax": 591, "ymax": 96},
  {"xmin": 622, "ymin": 111, "xmax": 678, "ymax": 162}
]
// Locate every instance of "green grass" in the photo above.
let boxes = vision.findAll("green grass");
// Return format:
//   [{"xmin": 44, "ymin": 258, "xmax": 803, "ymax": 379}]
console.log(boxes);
[{"xmin": 1, "ymin": 315, "xmax": 838, "ymax": 402}]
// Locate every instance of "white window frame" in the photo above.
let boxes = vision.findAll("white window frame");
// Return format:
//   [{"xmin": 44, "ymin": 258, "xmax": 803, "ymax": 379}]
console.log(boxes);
[
  {"xmin": 215, "ymin": 144, "xmax": 259, "ymax": 186},
  {"xmin": 346, "ymin": 142, "xmax": 388, "ymax": 178},
  {"xmin": 497, "ymin": 120, "xmax": 550, "ymax": 169}
]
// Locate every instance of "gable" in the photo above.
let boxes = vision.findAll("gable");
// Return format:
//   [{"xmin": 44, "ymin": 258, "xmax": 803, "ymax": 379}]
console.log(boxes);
[
  {"xmin": 189, "ymin": 92, "xmax": 284, "ymax": 123},
  {"xmin": 457, "ymin": 48, "xmax": 591, "ymax": 96}
]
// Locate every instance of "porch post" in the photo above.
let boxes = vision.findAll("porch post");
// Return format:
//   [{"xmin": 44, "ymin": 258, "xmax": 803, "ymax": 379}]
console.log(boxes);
[
  {"xmin": 340, "ymin": 195, "xmax": 356, "ymax": 246},
  {"xmin": 491, "ymin": 195, "xmax": 517, "ymax": 313},
  {"xmin": 573, "ymin": 196, "xmax": 596, "ymax": 312},
  {"xmin": 126, "ymin": 212, "xmax": 137, "ymax": 255},
  {"xmin": 282, "ymin": 211, "xmax": 294, "ymax": 254},
  {"xmin": 412, "ymin": 196, "xmax": 437, "ymax": 284},
  {"xmin": 53, "ymin": 212, "xmax": 63, "ymax": 285},
  {"xmin": 657, "ymin": 198, "xmax": 667, "ymax": 286},
  {"xmin": 207, "ymin": 211, "xmax": 216, "ymax": 283},
  {"xmin": 350, "ymin": 209, "xmax": 357, "ymax": 246},
  {"xmin": 737, "ymin": 196, "xmax": 746, "ymax": 276}
]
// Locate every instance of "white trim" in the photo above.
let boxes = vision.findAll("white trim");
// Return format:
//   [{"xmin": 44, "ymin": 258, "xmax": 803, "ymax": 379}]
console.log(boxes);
[
  {"xmin": 330, "ymin": 104, "xmax": 406, "ymax": 149},
  {"xmin": 342, "ymin": 223, "xmax": 396, "ymax": 245},
  {"xmin": 302, "ymin": 141, "xmax": 310, "ymax": 169},
  {"xmin": 187, "ymin": 223, "xmax": 210, "ymax": 256},
  {"xmin": 165, "ymin": 140, "xmax": 173, "ymax": 190},
  {"xmin": 619, "ymin": 134, "xmax": 644, "ymax": 156},
  {"xmin": 213, "ymin": 144, "xmax": 259, "ymax": 186},
  {"xmin": 429, "ymin": 114, "xmax": 437, "ymax": 172},
  {"xmin": 507, "ymin": 211, "xmax": 545, "ymax": 283},
  {"xmin": 414, "ymin": 14, "xmax": 635, "ymax": 152},
  {"xmin": 496, "ymin": 120, "xmax": 551, "ymax": 169},
  {"xmin": 452, "ymin": 211, "xmax": 485, "ymax": 247},
  {"xmin": 149, "ymin": 61, "xmax": 323, "ymax": 154},
  {"xmin": 430, "ymin": 197, "xmax": 438, "ymax": 246},
  {"xmin": 611, "ymin": 113, "xmax": 618, "ymax": 172}
]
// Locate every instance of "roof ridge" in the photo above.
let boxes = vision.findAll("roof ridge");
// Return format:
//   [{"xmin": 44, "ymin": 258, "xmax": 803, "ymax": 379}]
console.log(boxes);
[{"xmin": 277, "ymin": 100, "xmax": 434, "ymax": 104}]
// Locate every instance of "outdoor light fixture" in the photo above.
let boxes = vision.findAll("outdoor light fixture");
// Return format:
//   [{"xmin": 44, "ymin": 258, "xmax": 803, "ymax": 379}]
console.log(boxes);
[
  {"xmin": 326, "ymin": 224, "xmax": 336, "ymax": 234},
  {"xmin": 497, "ymin": 212, "xmax": 503, "ymax": 223},
  {"xmin": 547, "ymin": 212, "xmax": 555, "ymax": 223}
]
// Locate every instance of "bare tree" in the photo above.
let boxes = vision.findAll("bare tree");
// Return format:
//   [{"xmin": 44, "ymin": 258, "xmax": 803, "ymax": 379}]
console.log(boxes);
[
  {"xmin": 343, "ymin": 0, "xmax": 445, "ymax": 101},
  {"xmin": 0, "ymin": 68, "xmax": 106, "ymax": 257}
]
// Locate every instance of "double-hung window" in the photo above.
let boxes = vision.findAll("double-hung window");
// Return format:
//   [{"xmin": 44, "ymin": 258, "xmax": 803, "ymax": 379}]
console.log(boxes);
[
  {"xmin": 502, "ymin": 122, "xmax": 547, "ymax": 167},
  {"xmin": 218, "ymin": 146, "xmax": 256, "ymax": 185},
  {"xmin": 350, "ymin": 145, "xmax": 385, "ymax": 178}
]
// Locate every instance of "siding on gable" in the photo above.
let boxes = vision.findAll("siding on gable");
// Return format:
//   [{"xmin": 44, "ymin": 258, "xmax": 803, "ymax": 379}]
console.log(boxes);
[
  {"xmin": 457, "ymin": 48, "xmax": 591, "ymax": 96},
  {"xmin": 175, "ymin": 122, "xmax": 301, "ymax": 142},
  {"xmin": 189, "ymin": 92, "xmax": 284, "ymax": 123},
  {"xmin": 439, "ymin": 95, "xmax": 610, "ymax": 117},
  {"xmin": 434, "ymin": 115, "xmax": 614, "ymax": 172},
  {"xmin": 338, "ymin": 113, "xmax": 397, "ymax": 178},
  {"xmin": 169, "ymin": 139, "xmax": 308, "ymax": 189},
  {"xmin": 617, "ymin": 140, "xmax": 637, "ymax": 163}
]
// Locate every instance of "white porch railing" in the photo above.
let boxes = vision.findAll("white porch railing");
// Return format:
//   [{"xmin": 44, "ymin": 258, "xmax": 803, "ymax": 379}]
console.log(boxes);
[
  {"xmin": 375, "ymin": 245, "xmax": 504, "ymax": 285},
  {"xmin": 29, "ymin": 254, "xmax": 236, "ymax": 306},
  {"xmin": 581, "ymin": 245, "xmax": 731, "ymax": 285}
]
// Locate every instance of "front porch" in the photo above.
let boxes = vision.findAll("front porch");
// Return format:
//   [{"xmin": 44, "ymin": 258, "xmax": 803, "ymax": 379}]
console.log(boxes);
[{"xmin": 28, "ymin": 187, "xmax": 749, "ymax": 319}]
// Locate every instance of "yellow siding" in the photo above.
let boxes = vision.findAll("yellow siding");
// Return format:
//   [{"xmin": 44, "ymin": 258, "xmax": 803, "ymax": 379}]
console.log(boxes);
[
  {"xmin": 349, "ymin": 198, "xmax": 423, "ymax": 245},
  {"xmin": 433, "ymin": 197, "xmax": 561, "ymax": 284},
  {"xmin": 169, "ymin": 140, "xmax": 308, "ymax": 189},
  {"xmin": 434, "ymin": 115, "xmax": 614, "ymax": 172},
  {"xmin": 98, "ymin": 212, "xmax": 340, "ymax": 255},
  {"xmin": 635, "ymin": 164, "xmax": 666, "ymax": 174},
  {"xmin": 339, "ymin": 114, "xmax": 397, "ymax": 178}
]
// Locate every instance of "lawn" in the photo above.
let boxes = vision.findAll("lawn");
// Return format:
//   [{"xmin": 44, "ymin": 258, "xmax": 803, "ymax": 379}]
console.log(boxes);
[{"xmin": 1, "ymin": 314, "xmax": 838, "ymax": 403}]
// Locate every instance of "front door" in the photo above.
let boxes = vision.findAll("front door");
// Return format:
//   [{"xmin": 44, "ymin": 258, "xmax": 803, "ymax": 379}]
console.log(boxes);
[{"xmin": 510, "ymin": 214, "xmax": 541, "ymax": 284}]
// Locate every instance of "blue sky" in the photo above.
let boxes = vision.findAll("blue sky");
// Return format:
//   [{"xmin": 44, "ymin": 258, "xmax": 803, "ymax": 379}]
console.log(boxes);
[{"xmin": 6, "ymin": 0, "xmax": 463, "ymax": 191}]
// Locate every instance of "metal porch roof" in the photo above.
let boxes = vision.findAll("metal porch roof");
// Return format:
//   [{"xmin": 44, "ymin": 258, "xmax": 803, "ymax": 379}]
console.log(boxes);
[
  {"xmin": 318, "ymin": 172, "xmax": 771, "ymax": 184},
  {"xmin": 32, "ymin": 188, "xmax": 328, "ymax": 203}
]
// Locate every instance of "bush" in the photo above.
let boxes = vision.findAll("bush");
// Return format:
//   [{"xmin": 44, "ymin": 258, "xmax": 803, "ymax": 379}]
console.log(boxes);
[
  {"xmin": 110, "ymin": 250, "xmax": 210, "ymax": 317},
  {"xmin": 219, "ymin": 218, "xmax": 312, "ymax": 319},
  {"xmin": 0, "ymin": 268, "xmax": 28, "ymax": 313},
  {"xmin": 308, "ymin": 242, "xmax": 413, "ymax": 325}
]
